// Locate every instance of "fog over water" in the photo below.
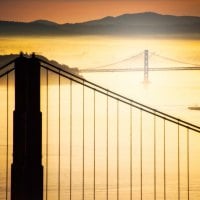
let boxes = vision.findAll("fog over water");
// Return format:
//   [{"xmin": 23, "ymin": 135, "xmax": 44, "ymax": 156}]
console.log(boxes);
[{"xmin": 0, "ymin": 35, "xmax": 200, "ymax": 200}]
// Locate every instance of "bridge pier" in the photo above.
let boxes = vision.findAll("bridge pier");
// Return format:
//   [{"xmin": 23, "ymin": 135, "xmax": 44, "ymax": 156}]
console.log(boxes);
[{"xmin": 11, "ymin": 54, "xmax": 43, "ymax": 200}]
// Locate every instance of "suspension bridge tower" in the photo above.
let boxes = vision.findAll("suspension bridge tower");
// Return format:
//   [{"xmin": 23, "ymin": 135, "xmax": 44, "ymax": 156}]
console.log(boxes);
[{"xmin": 144, "ymin": 49, "xmax": 149, "ymax": 83}]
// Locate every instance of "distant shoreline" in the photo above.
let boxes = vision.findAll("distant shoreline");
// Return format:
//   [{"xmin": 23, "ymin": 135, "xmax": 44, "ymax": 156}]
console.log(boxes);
[{"xmin": 0, "ymin": 34, "xmax": 199, "ymax": 40}]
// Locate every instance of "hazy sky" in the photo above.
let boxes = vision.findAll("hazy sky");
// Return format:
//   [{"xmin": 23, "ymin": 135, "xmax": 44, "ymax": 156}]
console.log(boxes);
[{"xmin": 0, "ymin": 0, "xmax": 199, "ymax": 23}]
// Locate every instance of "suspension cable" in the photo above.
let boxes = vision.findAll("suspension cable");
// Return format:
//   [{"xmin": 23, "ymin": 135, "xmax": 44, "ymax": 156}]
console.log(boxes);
[
  {"xmin": 106, "ymin": 91, "xmax": 109, "ymax": 200},
  {"xmin": 117, "ymin": 100, "xmax": 119, "ymax": 200},
  {"xmin": 70, "ymin": 80, "xmax": 72, "ymax": 200},
  {"xmin": 154, "ymin": 114, "xmax": 156, "ymax": 200},
  {"xmin": 178, "ymin": 123, "xmax": 180, "ymax": 200},
  {"xmin": 153, "ymin": 53, "xmax": 200, "ymax": 67},
  {"xmin": 130, "ymin": 105, "xmax": 133, "ymax": 200},
  {"xmin": 140, "ymin": 110, "xmax": 143, "ymax": 200},
  {"xmin": 164, "ymin": 119, "xmax": 166, "ymax": 200},
  {"xmin": 82, "ymin": 81, "xmax": 85, "ymax": 200},
  {"xmin": 93, "ymin": 90, "xmax": 96, "ymax": 200},
  {"xmin": 187, "ymin": 129, "xmax": 190, "ymax": 200},
  {"xmin": 58, "ymin": 72, "xmax": 61, "ymax": 200},
  {"xmin": 6, "ymin": 74, "xmax": 8, "ymax": 200},
  {"xmin": 40, "ymin": 63, "xmax": 200, "ymax": 134},
  {"xmin": 46, "ymin": 69, "xmax": 49, "ymax": 200},
  {"xmin": 89, "ymin": 52, "xmax": 144, "ymax": 70}
]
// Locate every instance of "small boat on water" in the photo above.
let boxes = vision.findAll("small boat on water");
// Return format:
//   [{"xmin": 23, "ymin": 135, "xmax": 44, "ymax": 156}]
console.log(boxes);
[{"xmin": 188, "ymin": 106, "xmax": 200, "ymax": 110}]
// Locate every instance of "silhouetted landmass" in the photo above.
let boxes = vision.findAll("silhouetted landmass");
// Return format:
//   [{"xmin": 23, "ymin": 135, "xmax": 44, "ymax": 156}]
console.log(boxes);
[
  {"xmin": 0, "ymin": 54, "xmax": 79, "ymax": 75},
  {"xmin": 0, "ymin": 12, "xmax": 200, "ymax": 37}
]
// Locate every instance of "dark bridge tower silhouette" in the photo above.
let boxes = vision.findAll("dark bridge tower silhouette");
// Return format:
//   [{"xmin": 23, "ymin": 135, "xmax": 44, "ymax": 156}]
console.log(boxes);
[{"xmin": 11, "ymin": 54, "xmax": 43, "ymax": 200}]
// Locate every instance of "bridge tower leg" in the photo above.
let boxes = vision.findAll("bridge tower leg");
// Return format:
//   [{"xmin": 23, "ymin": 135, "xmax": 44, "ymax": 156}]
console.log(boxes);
[
  {"xmin": 144, "ymin": 50, "xmax": 149, "ymax": 82},
  {"xmin": 11, "ymin": 54, "xmax": 43, "ymax": 200}
]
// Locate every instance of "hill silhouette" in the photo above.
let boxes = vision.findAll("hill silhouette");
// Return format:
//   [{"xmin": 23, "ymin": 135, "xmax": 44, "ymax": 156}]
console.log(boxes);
[
  {"xmin": 0, "ymin": 54, "xmax": 79, "ymax": 75},
  {"xmin": 0, "ymin": 12, "xmax": 200, "ymax": 37}
]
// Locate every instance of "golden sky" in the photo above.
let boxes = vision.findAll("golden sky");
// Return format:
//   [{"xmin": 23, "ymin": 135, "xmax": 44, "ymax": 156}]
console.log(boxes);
[{"xmin": 0, "ymin": 0, "xmax": 199, "ymax": 23}]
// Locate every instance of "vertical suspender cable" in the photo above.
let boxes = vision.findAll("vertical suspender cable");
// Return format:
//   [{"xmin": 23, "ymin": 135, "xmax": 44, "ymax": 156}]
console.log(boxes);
[
  {"xmin": 164, "ymin": 119, "xmax": 166, "ymax": 200},
  {"xmin": 178, "ymin": 123, "xmax": 180, "ymax": 200},
  {"xmin": 154, "ymin": 114, "xmax": 156, "ymax": 200},
  {"xmin": 70, "ymin": 80, "xmax": 72, "ymax": 200},
  {"xmin": 117, "ymin": 100, "xmax": 119, "ymax": 200},
  {"xmin": 82, "ymin": 82, "xmax": 85, "ymax": 200},
  {"xmin": 140, "ymin": 110, "xmax": 143, "ymax": 200},
  {"xmin": 106, "ymin": 92, "xmax": 109, "ymax": 200},
  {"xmin": 187, "ymin": 129, "xmax": 190, "ymax": 200},
  {"xmin": 46, "ymin": 69, "xmax": 49, "ymax": 200},
  {"xmin": 93, "ymin": 90, "xmax": 96, "ymax": 200},
  {"xmin": 6, "ymin": 74, "xmax": 8, "ymax": 200},
  {"xmin": 130, "ymin": 105, "xmax": 133, "ymax": 200},
  {"xmin": 58, "ymin": 73, "xmax": 61, "ymax": 200}
]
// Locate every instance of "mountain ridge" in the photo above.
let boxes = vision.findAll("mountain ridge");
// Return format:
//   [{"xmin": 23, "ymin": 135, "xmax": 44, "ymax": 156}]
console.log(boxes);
[{"xmin": 0, "ymin": 12, "xmax": 200, "ymax": 37}]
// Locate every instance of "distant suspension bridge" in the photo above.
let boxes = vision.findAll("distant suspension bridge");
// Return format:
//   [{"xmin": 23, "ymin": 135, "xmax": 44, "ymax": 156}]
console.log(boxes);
[{"xmin": 80, "ymin": 50, "xmax": 200, "ymax": 82}]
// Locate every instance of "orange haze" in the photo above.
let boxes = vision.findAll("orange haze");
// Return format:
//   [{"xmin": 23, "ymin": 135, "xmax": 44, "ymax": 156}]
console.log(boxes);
[{"xmin": 0, "ymin": 1, "xmax": 200, "ymax": 23}]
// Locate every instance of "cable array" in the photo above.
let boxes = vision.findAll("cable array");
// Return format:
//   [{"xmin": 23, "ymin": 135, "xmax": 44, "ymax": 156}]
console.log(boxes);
[{"xmin": 0, "ymin": 54, "xmax": 199, "ymax": 200}]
